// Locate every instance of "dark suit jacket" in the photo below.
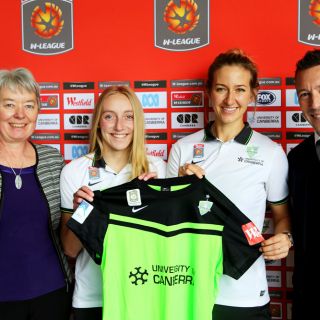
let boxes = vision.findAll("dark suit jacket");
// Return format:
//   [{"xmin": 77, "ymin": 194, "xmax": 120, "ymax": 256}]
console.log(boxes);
[{"xmin": 288, "ymin": 134, "xmax": 320, "ymax": 316}]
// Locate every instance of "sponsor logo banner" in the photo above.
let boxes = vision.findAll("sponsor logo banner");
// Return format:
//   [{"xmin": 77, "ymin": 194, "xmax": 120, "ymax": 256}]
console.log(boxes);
[
  {"xmin": 249, "ymin": 90, "xmax": 281, "ymax": 107},
  {"xmin": 269, "ymin": 302, "xmax": 282, "ymax": 319},
  {"xmin": 64, "ymin": 114, "xmax": 93, "ymax": 129},
  {"xmin": 64, "ymin": 144, "xmax": 89, "ymax": 160},
  {"xmin": 286, "ymin": 111, "xmax": 312, "ymax": 128},
  {"xmin": 171, "ymin": 112, "xmax": 204, "ymax": 128},
  {"xmin": 146, "ymin": 144, "xmax": 168, "ymax": 160},
  {"xmin": 285, "ymin": 89, "xmax": 299, "ymax": 107},
  {"xmin": 154, "ymin": 0, "xmax": 209, "ymax": 51},
  {"xmin": 36, "ymin": 114, "xmax": 60, "ymax": 130},
  {"xmin": 145, "ymin": 132, "xmax": 168, "ymax": 140},
  {"xmin": 286, "ymin": 77, "xmax": 295, "ymax": 86},
  {"xmin": 136, "ymin": 92, "xmax": 167, "ymax": 109},
  {"xmin": 258, "ymin": 78, "xmax": 282, "ymax": 86},
  {"xmin": 39, "ymin": 82, "xmax": 60, "ymax": 90},
  {"xmin": 31, "ymin": 133, "xmax": 61, "ymax": 140},
  {"xmin": 99, "ymin": 81, "xmax": 130, "ymax": 89},
  {"xmin": 298, "ymin": 0, "xmax": 320, "ymax": 46},
  {"xmin": 64, "ymin": 133, "xmax": 90, "ymax": 141},
  {"xmin": 170, "ymin": 79, "xmax": 204, "ymax": 87},
  {"xmin": 21, "ymin": 0, "xmax": 73, "ymax": 55},
  {"xmin": 260, "ymin": 132, "xmax": 282, "ymax": 140},
  {"xmin": 134, "ymin": 80, "xmax": 167, "ymax": 88},
  {"xmin": 63, "ymin": 82, "xmax": 95, "ymax": 90},
  {"xmin": 171, "ymin": 132, "xmax": 192, "ymax": 140},
  {"xmin": 63, "ymin": 93, "xmax": 94, "ymax": 109},
  {"xmin": 40, "ymin": 94, "xmax": 59, "ymax": 109},
  {"xmin": 266, "ymin": 270, "xmax": 282, "ymax": 288},
  {"xmin": 286, "ymin": 131, "xmax": 312, "ymax": 140},
  {"xmin": 247, "ymin": 111, "xmax": 281, "ymax": 128},
  {"xmin": 171, "ymin": 91, "xmax": 204, "ymax": 107},
  {"xmin": 144, "ymin": 113, "xmax": 167, "ymax": 129}
]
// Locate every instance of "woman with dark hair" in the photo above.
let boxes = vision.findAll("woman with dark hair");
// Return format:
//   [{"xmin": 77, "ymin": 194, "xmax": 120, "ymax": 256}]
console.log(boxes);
[
  {"xmin": 167, "ymin": 49, "xmax": 292, "ymax": 320},
  {"xmin": 0, "ymin": 68, "xmax": 72, "ymax": 320},
  {"xmin": 60, "ymin": 86, "xmax": 166, "ymax": 320}
]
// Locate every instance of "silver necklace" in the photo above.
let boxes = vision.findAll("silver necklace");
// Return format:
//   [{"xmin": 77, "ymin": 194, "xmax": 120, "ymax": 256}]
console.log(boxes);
[{"xmin": 10, "ymin": 166, "xmax": 23, "ymax": 190}]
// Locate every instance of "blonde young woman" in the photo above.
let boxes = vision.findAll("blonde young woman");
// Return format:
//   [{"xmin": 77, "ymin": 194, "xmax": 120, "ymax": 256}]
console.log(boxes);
[
  {"xmin": 0, "ymin": 68, "xmax": 72, "ymax": 320},
  {"xmin": 167, "ymin": 49, "xmax": 292, "ymax": 320},
  {"xmin": 60, "ymin": 86, "xmax": 166, "ymax": 320}
]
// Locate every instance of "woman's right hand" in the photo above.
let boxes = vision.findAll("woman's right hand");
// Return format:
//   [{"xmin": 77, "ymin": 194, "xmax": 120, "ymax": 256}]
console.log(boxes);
[
  {"xmin": 73, "ymin": 185, "xmax": 94, "ymax": 210},
  {"xmin": 178, "ymin": 163, "xmax": 205, "ymax": 178}
]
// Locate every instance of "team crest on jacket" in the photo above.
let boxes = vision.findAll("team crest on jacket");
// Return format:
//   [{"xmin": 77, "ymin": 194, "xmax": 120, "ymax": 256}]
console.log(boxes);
[
  {"xmin": 21, "ymin": 0, "xmax": 74, "ymax": 55},
  {"xmin": 154, "ymin": 0, "xmax": 210, "ymax": 51}
]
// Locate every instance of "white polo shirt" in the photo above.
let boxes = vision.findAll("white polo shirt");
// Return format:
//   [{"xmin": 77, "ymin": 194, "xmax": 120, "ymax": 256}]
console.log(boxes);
[
  {"xmin": 61, "ymin": 152, "xmax": 166, "ymax": 308},
  {"xmin": 167, "ymin": 122, "xmax": 288, "ymax": 307}
]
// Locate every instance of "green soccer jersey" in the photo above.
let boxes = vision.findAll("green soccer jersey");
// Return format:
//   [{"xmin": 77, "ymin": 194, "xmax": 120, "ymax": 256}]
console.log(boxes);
[{"xmin": 68, "ymin": 175, "xmax": 263, "ymax": 320}]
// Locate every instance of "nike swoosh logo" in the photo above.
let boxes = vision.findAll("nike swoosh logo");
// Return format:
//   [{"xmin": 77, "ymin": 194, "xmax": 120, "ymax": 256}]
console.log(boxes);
[
  {"xmin": 132, "ymin": 205, "xmax": 148, "ymax": 213},
  {"xmin": 88, "ymin": 181, "xmax": 102, "ymax": 186}
]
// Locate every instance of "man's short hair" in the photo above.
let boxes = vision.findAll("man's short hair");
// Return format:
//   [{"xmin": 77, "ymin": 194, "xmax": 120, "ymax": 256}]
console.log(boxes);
[{"xmin": 295, "ymin": 49, "xmax": 320, "ymax": 77}]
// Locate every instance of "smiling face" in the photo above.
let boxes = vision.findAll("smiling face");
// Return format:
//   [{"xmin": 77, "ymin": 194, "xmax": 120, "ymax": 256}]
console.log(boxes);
[
  {"xmin": 295, "ymin": 65, "xmax": 320, "ymax": 135},
  {"xmin": 210, "ymin": 65, "xmax": 256, "ymax": 130},
  {"xmin": 99, "ymin": 93, "xmax": 134, "ymax": 155},
  {"xmin": 0, "ymin": 86, "xmax": 39, "ymax": 144}
]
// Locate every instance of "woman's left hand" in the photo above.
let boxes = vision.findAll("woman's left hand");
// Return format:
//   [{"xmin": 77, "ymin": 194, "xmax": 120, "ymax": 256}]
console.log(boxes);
[
  {"xmin": 138, "ymin": 172, "xmax": 157, "ymax": 181},
  {"xmin": 259, "ymin": 233, "xmax": 292, "ymax": 260}
]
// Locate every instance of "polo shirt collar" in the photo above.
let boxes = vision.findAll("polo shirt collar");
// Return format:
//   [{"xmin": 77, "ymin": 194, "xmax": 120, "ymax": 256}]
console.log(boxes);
[
  {"xmin": 92, "ymin": 151, "xmax": 132, "ymax": 175},
  {"xmin": 204, "ymin": 121, "xmax": 253, "ymax": 145},
  {"xmin": 92, "ymin": 152, "xmax": 106, "ymax": 168}
]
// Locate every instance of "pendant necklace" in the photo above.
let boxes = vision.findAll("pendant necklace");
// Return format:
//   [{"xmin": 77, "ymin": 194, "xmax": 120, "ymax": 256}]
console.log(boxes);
[
  {"xmin": 10, "ymin": 166, "xmax": 23, "ymax": 190},
  {"xmin": 1, "ymin": 145, "xmax": 25, "ymax": 190}
]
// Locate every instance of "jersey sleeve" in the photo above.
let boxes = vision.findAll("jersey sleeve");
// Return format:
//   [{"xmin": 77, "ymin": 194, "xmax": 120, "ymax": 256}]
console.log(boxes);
[
  {"xmin": 66, "ymin": 199, "xmax": 109, "ymax": 265},
  {"xmin": 221, "ymin": 215, "xmax": 263, "ymax": 280},
  {"xmin": 166, "ymin": 142, "xmax": 182, "ymax": 178},
  {"xmin": 60, "ymin": 162, "xmax": 79, "ymax": 214},
  {"xmin": 148, "ymin": 156, "xmax": 167, "ymax": 178},
  {"xmin": 266, "ymin": 144, "xmax": 289, "ymax": 204},
  {"xmin": 204, "ymin": 178, "xmax": 263, "ymax": 280}
]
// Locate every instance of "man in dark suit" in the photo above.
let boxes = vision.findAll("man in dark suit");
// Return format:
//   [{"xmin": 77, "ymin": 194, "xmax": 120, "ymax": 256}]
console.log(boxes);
[{"xmin": 288, "ymin": 49, "xmax": 320, "ymax": 319}]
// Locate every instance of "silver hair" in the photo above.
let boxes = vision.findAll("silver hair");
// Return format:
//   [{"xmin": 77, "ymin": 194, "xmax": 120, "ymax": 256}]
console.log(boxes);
[{"xmin": 0, "ymin": 68, "xmax": 41, "ymax": 108}]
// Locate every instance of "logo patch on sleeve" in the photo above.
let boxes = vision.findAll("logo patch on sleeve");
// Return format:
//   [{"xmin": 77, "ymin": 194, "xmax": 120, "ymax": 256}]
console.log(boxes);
[
  {"xmin": 72, "ymin": 200, "xmax": 93, "ymax": 224},
  {"xmin": 242, "ymin": 222, "xmax": 264, "ymax": 245}
]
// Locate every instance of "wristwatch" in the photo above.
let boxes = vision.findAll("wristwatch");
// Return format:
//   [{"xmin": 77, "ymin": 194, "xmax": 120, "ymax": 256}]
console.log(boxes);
[{"xmin": 282, "ymin": 231, "xmax": 294, "ymax": 247}]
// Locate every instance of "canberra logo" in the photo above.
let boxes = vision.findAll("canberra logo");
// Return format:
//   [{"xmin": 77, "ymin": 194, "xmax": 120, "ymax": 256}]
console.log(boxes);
[
  {"xmin": 30, "ymin": 2, "xmax": 64, "ymax": 39},
  {"xmin": 163, "ymin": 0, "xmax": 200, "ymax": 34},
  {"xmin": 129, "ymin": 267, "xmax": 149, "ymax": 285}
]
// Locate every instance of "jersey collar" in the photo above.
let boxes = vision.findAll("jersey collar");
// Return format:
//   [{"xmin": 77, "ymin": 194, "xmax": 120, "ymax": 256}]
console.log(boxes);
[
  {"xmin": 204, "ymin": 121, "xmax": 253, "ymax": 145},
  {"xmin": 92, "ymin": 152, "xmax": 106, "ymax": 168}
]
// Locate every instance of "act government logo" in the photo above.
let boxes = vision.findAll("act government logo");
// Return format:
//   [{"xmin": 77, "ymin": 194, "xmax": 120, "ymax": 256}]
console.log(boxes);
[
  {"xmin": 21, "ymin": 0, "xmax": 74, "ymax": 55},
  {"xmin": 298, "ymin": 0, "xmax": 320, "ymax": 46},
  {"xmin": 154, "ymin": 0, "xmax": 210, "ymax": 51}
]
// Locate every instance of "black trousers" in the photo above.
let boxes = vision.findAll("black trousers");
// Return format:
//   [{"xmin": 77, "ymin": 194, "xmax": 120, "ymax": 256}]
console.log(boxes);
[
  {"xmin": 212, "ymin": 303, "xmax": 271, "ymax": 320},
  {"xmin": 0, "ymin": 286, "xmax": 71, "ymax": 320},
  {"xmin": 73, "ymin": 307, "xmax": 102, "ymax": 320}
]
